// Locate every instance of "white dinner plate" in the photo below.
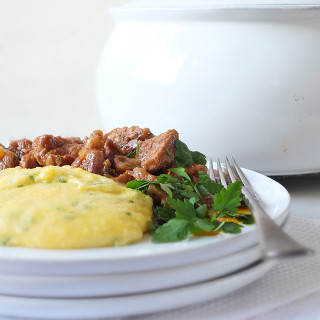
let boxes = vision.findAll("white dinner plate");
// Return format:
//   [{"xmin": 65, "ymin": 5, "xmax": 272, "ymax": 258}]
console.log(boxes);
[
  {"xmin": 0, "ymin": 258, "xmax": 276, "ymax": 319},
  {"xmin": 0, "ymin": 242, "xmax": 265, "ymax": 298},
  {"xmin": 0, "ymin": 166, "xmax": 290, "ymax": 276}
]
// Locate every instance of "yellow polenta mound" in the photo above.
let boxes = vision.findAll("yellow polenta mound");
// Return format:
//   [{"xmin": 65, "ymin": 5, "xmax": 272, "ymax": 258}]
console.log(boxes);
[{"xmin": 0, "ymin": 166, "xmax": 153, "ymax": 249}]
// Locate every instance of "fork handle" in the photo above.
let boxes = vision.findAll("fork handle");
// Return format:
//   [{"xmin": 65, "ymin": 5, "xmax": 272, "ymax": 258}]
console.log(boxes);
[{"xmin": 242, "ymin": 186, "xmax": 313, "ymax": 260}]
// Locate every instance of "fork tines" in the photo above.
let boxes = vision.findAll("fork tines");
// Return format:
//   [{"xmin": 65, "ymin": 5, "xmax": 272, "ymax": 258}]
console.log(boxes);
[
  {"xmin": 209, "ymin": 158, "xmax": 234, "ymax": 188},
  {"xmin": 209, "ymin": 157, "xmax": 259, "ymax": 201},
  {"xmin": 209, "ymin": 156, "xmax": 313, "ymax": 260}
]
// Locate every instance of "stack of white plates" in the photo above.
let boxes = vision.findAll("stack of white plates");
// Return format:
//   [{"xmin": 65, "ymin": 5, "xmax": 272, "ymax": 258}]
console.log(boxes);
[{"xmin": 0, "ymin": 167, "xmax": 291, "ymax": 319}]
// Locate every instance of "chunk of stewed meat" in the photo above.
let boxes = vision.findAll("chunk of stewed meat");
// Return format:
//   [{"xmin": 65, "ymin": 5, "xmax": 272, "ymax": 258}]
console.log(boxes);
[
  {"xmin": 9, "ymin": 139, "xmax": 33, "ymax": 160},
  {"xmin": 104, "ymin": 126, "xmax": 154, "ymax": 156},
  {"xmin": 83, "ymin": 130, "xmax": 104, "ymax": 149},
  {"xmin": 0, "ymin": 147, "xmax": 19, "ymax": 170},
  {"xmin": 112, "ymin": 170, "xmax": 135, "ymax": 184},
  {"xmin": 20, "ymin": 151, "xmax": 38, "ymax": 169},
  {"xmin": 32, "ymin": 135, "xmax": 83, "ymax": 167},
  {"xmin": 139, "ymin": 129, "xmax": 178, "ymax": 173},
  {"xmin": 72, "ymin": 149, "xmax": 103, "ymax": 173},
  {"xmin": 132, "ymin": 167, "xmax": 157, "ymax": 182},
  {"xmin": 104, "ymin": 138, "xmax": 122, "ymax": 160},
  {"xmin": 0, "ymin": 128, "xmax": 207, "ymax": 192},
  {"xmin": 113, "ymin": 155, "xmax": 141, "ymax": 174},
  {"xmin": 146, "ymin": 184, "xmax": 168, "ymax": 206},
  {"xmin": 71, "ymin": 131, "xmax": 104, "ymax": 174},
  {"xmin": 111, "ymin": 166, "xmax": 158, "ymax": 185}
]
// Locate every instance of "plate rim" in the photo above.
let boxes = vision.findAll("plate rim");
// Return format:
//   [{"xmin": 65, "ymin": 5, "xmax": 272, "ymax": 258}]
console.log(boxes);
[
  {"xmin": 0, "ymin": 258, "xmax": 277, "ymax": 319},
  {"xmin": 0, "ymin": 165, "xmax": 290, "ymax": 275}
]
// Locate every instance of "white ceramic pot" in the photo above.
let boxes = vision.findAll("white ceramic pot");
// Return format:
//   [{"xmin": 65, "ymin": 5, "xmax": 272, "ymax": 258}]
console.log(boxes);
[{"xmin": 96, "ymin": 0, "xmax": 320, "ymax": 176}]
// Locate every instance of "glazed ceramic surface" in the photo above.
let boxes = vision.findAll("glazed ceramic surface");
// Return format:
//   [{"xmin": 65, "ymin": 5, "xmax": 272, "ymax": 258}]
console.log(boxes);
[
  {"xmin": 96, "ymin": 0, "xmax": 320, "ymax": 175},
  {"xmin": 0, "ymin": 259, "xmax": 276, "ymax": 319},
  {"xmin": 0, "ymin": 165, "xmax": 290, "ymax": 276},
  {"xmin": 0, "ymin": 244, "xmax": 263, "ymax": 297}
]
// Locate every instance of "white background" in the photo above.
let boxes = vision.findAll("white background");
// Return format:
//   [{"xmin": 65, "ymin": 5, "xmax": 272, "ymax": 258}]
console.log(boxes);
[
  {"xmin": 0, "ymin": 0, "xmax": 130, "ymax": 143},
  {"xmin": 1, "ymin": 1, "xmax": 320, "ymax": 219}
]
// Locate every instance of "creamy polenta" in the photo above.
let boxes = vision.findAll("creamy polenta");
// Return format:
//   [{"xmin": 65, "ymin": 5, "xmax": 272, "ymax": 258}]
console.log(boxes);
[{"xmin": 0, "ymin": 166, "xmax": 153, "ymax": 249}]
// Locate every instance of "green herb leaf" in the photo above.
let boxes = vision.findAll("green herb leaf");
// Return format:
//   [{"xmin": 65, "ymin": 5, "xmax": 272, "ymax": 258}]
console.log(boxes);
[
  {"xmin": 212, "ymin": 221, "xmax": 225, "ymax": 232},
  {"xmin": 159, "ymin": 183, "xmax": 173, "ymax": 198},
  {"xmin": 152, "ymin": 219, "xmax": 191, "ymax": 243},
  {"xmin": 174, "ymin": 140, "xmax": 206, "ymax": 167},
  {"xmin": 147, "ymin": 221, "xmax": 157, "ymax": 232},
  {"xmin": 153, "ymin": 205, "xmax": 176, "ymax": 225},
  {"xmin": 221, "ymin": 222, "xmax": 243, "ymax": 234},
  {"xmin": 237, "ymin": 214, "xmax": 255, "ymax": 225},
  {"xmin": 210, "ymin": 211, "xmax": 218, "ymax": 221},
  {"xmin": 178, "ymin": 185, "xmax": 200, "ymax": 201},
  {"xmin": 197, "ymin": 170, "xmax": 223, "ymax": 195},
  {"xmin": 157, "ymin": 174, "xmax": 181, "ymax": 184},
  {"xmin": 195, "ymin": 203, "xmax": 208, "ymax": 218},
  {"xmin": 166, "ymin": 148, "xmax": 173, "ymax": 158},
  {"xmin": 127, "ymin": 150, "xmax": 136, "ymax": 158},
  {"xmin": 157, "ymin": 172, "xmax": 199, "ymax": 201},
  {"xmin": 154, "ymin": 205, "xmax": 176, "ymax": 223},
  {"xmin": 126, "ymin": 180, "xmax": 152, "ymax": 190},
  {"xmin": 168, "ymin": 167, "xmax": 191, "ymax": 182},
  {"xmin": 189, "ymin": 218, "xmax": 213, "ymax": 234},
  {"xmin": 127, "ymin": 143, "xmax": 140, "ymax": 158},
  {"xmin": 166, "ymin": 197, "xmax": 197, "ymax": 221},
  {"xmin": 169, "ymin": 167, "xmax": 203, "ymax": 200},
  {"xmin": 213, "ymin": 180, "xmax": 243, "ymax": 213},
  {"xmin": 192, "ymin": 151, "xmax": 207, "ymax": 165}
]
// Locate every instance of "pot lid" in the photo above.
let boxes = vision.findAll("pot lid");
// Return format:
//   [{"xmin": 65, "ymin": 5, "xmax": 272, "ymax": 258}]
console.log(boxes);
[
  {"xmin": 124, "ymin": 0, "xmax": 320, "ymax": 9},
  {"xmin": 111, "ymin": 0, "xmax": 320, "ymax": 21}
]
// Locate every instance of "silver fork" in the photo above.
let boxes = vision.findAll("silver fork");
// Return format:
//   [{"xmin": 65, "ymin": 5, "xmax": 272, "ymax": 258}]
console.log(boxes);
[{"xmin": 209, "ymin": 157, "xmax": 313, "ymax": 260}]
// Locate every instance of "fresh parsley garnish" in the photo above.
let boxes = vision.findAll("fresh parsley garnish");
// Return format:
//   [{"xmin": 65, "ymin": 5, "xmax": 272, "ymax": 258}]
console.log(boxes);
[
  {"xmin": 127, "ymin": 150, "xmax": 136, "ymax": 158},
  {"xmin": 152, "ymin": 219, "xmax": 191, "ymax": 243},
  {"xmin": 166, "ymin": 148, "xmax": 173, "ymax": 158},
  {"xmin": 220, "ymin": 222, "xmax": 243, "ymax": 234},
  {"xmin": 174, "ymin": 139, "xmax": 206, "ymax": 167},
  {"xmin": 126, "ymin": 166, "xmax": 249, "ymax": 243},
  {"xmin": 212, "ymin": 180, "xmax": 243, "ymax": 213},
  {"xmin": 126, "ymin": 179, "xmax": 153, "ymax": 191},
  {"xmin": 237, "ymin": 214, "xmax": 255, "ymax": 225},
  {"xmin": 197, "ymin": 170, "xmax": 223, "ymax": 195},
  {"xmin": 154, "ymin": 205, "xmax": 175, "ymax": 223}
]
